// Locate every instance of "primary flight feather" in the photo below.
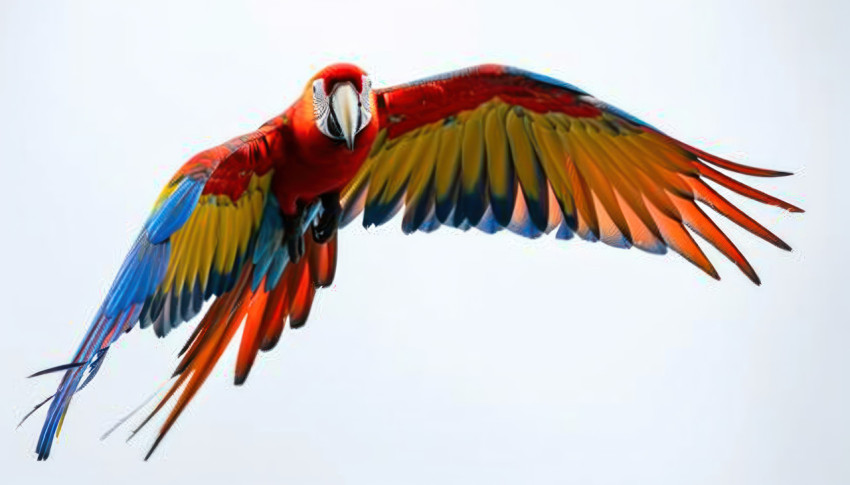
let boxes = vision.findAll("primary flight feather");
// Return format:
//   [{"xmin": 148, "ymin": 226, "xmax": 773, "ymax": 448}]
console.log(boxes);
[{"xmin": 24, "ymin": 63, "xmax": 801, "ymax": 460}]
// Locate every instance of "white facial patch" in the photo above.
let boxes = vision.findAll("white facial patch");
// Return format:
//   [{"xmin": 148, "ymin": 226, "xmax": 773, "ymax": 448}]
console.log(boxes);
[{"xmin": 312, "ymin": 76, "xmax": 372, "ymax": 142}]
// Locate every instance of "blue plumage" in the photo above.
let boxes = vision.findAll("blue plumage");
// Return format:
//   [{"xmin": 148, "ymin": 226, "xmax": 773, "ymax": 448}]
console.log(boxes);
[
  {"xmin": 556, "ymin": 221, "xmax": 574, "ymax": 240},
  {"xmin": 266, "ymin": 251, "xmax": 288, "ymax": 291},
  {"xmin": 146, "ymin": 178, "xmax": 204, "ymax": 244},
  {"xmin": 35, "ymin": 175, "xmax": 205, "ymax": 459},
  {"xmin": 503, "ymin": 66, "xmax": 590, "ymax": 96}
]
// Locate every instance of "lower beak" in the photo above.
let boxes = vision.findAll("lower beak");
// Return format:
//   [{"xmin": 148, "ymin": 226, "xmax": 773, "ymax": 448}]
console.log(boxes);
[{"xmin": 331, "ymin": 84, "xmax": 360, "ymax": 151}]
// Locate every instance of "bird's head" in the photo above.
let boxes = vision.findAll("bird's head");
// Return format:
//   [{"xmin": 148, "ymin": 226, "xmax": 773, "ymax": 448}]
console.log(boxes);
[{"xmin": 308, "ymin": 63, "xmax": 375, "ymax": 151}]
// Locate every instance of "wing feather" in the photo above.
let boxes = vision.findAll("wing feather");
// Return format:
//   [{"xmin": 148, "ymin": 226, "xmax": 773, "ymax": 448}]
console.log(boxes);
[
  {"xmin": 31, "ymin": 114, "xmax": 339, "ymax": 460},
  {"xmin": 485, "ymin": 104, "xmax": 516, "ymax": 226},
  {"xmin": 506, "ymin": 108, "xmax": 549, "ymax": 232},
  {"xmin": 565, "ymin": 121, "xmax": 633, "ymax": 244},
  {"xmin": 343, "ymin": 64, "xmax": 799, "ymax": 286},
  {"xmin": 434, "ymin": 122, "xmax": 463, "ymax": 223},
  {"xmin": 554, "ymin": 125, "xmax": 601, "ymax": 239},
  {"xmin": 459, "ymin": 107, "xmax": 489, "ymax": 226},
  {"xmin": 529, "ymin": 115, "xmax": 577, "ymax": 229},
  {"xmin": 403, "ymin": 128, "xmax": 440, "ymax": 233}
]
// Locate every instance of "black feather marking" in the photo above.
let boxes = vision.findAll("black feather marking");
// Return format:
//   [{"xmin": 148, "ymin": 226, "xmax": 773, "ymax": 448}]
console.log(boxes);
[
  {"xmin": 177, "ymin": 322, "xmax": 205, "ymax": 359},
  {"xmin": 28, "ymin": 361, "xmax": 86, "ymax": 378},
  {"xmin": 17, "ymin": 394, "xmax": 54, "ymax": 428}
]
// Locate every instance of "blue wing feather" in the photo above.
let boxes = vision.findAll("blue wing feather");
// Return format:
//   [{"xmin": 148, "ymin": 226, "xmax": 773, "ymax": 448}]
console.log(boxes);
[{"xmin": 34, "ymin": 177, "xmax": 205, "ymax": 460}]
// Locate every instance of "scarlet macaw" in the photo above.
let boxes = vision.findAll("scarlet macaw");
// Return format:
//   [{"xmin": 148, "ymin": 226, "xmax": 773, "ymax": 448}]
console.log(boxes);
[{"xmin": 25, "ymin": 63, "xmax": 801, "ymax": 460}]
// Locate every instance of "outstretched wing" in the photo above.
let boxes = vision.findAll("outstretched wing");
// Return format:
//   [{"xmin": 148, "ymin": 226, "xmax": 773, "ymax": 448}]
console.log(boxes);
[
  {"xmin": 341, "ymin": 64, "xmax": 801, "ymax": 282},
  {"xmin": 31, "ymin": 114, "xmax": 334, "ymax": 460}
]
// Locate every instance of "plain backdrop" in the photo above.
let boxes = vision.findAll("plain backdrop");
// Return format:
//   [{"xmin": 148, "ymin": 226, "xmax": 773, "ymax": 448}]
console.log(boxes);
[{"xmin": 1, "ymin": 0, "xmax": 847, "ymax": 483}]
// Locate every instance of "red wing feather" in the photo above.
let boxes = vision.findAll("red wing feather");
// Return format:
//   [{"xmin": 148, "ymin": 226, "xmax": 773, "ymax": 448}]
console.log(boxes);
[{"xmin": 344, "ymin": 64, "xmax": 800, "ymax": 285}]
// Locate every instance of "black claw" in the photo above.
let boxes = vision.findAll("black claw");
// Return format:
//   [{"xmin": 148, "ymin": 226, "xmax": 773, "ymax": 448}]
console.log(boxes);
[
  {"xmin": 286, "ymin": 233, "xmax": 304, "ymax": 263},
  {"xmin": 312, "ymin": 192, "xmax": 341, "ymax": 244},
  {"xmin": 283, "ymin": 203, "xmax": 306, "ymax": 263}
]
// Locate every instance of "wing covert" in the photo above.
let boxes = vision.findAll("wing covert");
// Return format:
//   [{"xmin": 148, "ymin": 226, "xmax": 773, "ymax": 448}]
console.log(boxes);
[
  {"xmin": 32, "ymin": 114, "xmax": 291, "ymax": 460},
  {"xmin": 341, "ymin": 64, "xmax": 801, "ymax": 284}
]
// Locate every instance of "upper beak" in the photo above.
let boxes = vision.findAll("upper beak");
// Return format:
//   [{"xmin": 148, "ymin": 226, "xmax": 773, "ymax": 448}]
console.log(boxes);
[{"xmin": 330, "ymin": 83, "xmax": 360, "ymax": 151}]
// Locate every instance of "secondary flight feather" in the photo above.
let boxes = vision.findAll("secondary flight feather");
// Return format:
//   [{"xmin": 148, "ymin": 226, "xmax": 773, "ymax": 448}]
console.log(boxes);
[{"xmin": 23, "ymin": 63, "xmax": 801, "ymax": 460}]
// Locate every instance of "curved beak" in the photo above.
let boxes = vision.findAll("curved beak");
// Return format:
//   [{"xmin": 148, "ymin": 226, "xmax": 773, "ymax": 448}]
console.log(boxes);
[{"xmin": 330, "ymin": 83, "xmax": 360, "ymax": 150}]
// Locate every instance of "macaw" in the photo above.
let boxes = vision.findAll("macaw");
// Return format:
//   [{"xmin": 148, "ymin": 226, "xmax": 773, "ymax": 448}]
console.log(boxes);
[{"xmin": 23, "ymin": 63, "xmax": 801, "ymax": 460}]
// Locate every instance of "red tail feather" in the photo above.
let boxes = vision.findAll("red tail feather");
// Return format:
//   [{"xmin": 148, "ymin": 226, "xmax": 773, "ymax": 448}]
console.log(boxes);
[{"xmin": 136, "ymin": 233, "xmax": 338, "ymax": 459}]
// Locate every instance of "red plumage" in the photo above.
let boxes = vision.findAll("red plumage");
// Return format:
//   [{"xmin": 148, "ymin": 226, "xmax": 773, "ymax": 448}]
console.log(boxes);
[{"xmin": 26, "ymin": 63, "xmax": 801, "ymax": 461}]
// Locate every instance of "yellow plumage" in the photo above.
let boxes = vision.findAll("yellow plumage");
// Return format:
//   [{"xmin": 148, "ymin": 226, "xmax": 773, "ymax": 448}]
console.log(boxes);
[
  {"xmin": 505, "ymin": 108, "xmax": 543, "ymax": 204},
  {"xmin": 460, "ymin": 108, "xmax": 486, "ymax": 195},
  {"xmin": 434, "ymin": 123, "xmax": 462, "ymax": 203},
  {"xmin": 484, "ymin": 104, "xmax": 512, "ymax": 202}
]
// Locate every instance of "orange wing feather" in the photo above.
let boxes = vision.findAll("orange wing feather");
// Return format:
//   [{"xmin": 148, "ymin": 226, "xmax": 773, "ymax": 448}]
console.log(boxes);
[{"xmin": 342, "ymin": 64, "xmax": 801, "ymax": 285}]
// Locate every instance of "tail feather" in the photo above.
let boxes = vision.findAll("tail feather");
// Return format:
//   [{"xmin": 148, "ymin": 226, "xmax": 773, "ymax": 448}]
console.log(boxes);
[
  {"xmin": 234, "ymin": 285, "xmax": 271, "ymax": 385},
  {"xmin": 32, "ymin": 300, "xmax": 145, "ymax": 460},
  {"xmin": 17, "ymin": 394, "xmax": 54, "ymax": 429},
  {"xmin": 141, "ymin": 269, "xmax": 254, "ymax": 460},
  {"xmin": 257, "ymin": 273, "xmax": 293, "ymax": 352},
  {"xmin": 28, "ymin": 362, "xmax": 87, "ymax": 379},
  {"xmin": 35, "ymin": 312, "xmax": 112, "ymax": 460},
  {"xmin": 133, "ymin": 232, "xmax": 337, "ymax": 459}
]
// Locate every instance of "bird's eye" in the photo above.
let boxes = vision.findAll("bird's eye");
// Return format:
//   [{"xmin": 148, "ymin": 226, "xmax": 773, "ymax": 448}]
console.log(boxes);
[
  {"xmin": 359, "ymin": 75, "xmax": 372, "ymax": 130},
  {"xmin": 312, "ymin": 79, "xmax": 329, "ymax": 121}
]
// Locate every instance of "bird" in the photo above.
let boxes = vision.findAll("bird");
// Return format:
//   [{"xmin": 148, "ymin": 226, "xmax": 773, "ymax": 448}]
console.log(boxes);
[{"xmin": 22, "ymin": 63, "xmax": 802, "ymax": 461}]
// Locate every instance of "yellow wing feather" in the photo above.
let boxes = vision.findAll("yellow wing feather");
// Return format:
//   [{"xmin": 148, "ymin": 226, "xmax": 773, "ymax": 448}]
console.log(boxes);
[{"xmin": 344, "ymin": 91, "xmax": 797, "ymax": 283}]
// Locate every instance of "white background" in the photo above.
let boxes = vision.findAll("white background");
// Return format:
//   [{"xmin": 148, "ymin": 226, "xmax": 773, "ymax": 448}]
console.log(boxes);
[{"xmin": 1, "ymin": 0, "xmax": 847, "ymax": 483}]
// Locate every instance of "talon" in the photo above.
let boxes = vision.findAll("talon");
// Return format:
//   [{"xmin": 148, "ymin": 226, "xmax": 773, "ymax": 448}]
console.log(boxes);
[
  {"xmin": 283, "ymin": 203, "xmax": 306, "ymax": 263},
  {"xmin": 286, "ymin": 234, "xmax": 304, "ymax": 262},
  {"xmin": 312, "ymin": 192, "xmax": 341, "ymax": 244}
]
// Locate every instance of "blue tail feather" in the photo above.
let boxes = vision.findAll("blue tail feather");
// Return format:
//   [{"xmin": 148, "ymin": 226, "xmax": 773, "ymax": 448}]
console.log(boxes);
[{"xmin": 35, "ymin": 312, "xmax": 115, "ymax": 460}]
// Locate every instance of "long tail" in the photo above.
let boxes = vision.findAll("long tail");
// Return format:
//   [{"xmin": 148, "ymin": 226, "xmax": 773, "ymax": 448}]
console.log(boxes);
[
  {"xmin": 131, "ymin": 232, "xmax": 336, "ymax": 459},
  {"xmin": 29, "ymin": 231, "xmax": 167, "ymax": 460},
  {"xmin": 33, "ymin": 302, "xmax": 142, "ymax": 460}
]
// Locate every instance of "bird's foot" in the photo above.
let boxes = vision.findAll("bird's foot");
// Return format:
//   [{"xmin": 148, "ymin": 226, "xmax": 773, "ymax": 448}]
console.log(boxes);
[
  {"xmin": 283, "ymin": 205, "xmax": 306, "ymax": 263},
  {"xmin": 312, "ymin": 192, "xmax": 341, "ymax": 244}
]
